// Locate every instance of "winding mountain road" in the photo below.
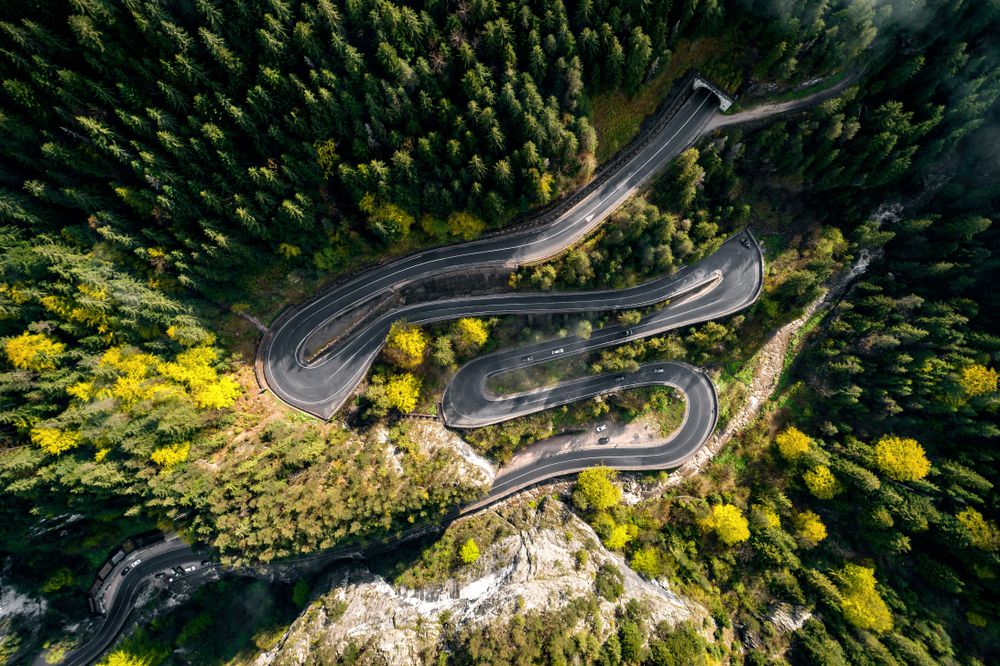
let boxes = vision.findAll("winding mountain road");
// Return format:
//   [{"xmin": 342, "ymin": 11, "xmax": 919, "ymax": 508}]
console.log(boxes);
[
  {"xmin": 260, "ymin": 86, "xmax": 721, "ymax": 419},
  {"xmin": 56, "ymin": 78, "xmax": 779, "ymax": 666}
]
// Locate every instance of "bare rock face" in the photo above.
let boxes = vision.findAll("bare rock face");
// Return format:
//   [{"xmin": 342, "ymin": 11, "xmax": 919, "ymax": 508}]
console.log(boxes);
[{"xmin": 253, "ymin": 495, "xmax": 712, "ymax": 665}]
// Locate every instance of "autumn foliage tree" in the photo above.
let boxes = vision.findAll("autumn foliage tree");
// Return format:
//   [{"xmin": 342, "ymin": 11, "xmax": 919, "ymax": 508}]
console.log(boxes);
[
  {"xmin": 385, "ymin": 321, "xmax": 429, "ymax": 369},
  {"xmin": 775, "ymin": 426, "xmax": 812, "ymax": 460},
  {"xmin": 573, "ymin": 467, "xmax": 622, "ymax": 512},
  {"xmin": 700, "ymin": 504, "xmax": 750, "ymax": 546},
  {"xmin": 873, "ymin": 436, "xmax": 930, "ymax": 482},
  {"xmin": 803, "ymin": 465, "xmax": 842, "ymax": 499},
  {"xmin": 834, "ymin": 563, "xmax": 893, "ymax": 633}
]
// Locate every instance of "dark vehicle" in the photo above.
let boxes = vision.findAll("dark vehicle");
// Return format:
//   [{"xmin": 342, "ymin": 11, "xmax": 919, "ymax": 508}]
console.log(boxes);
[
  {"xmin": 120, "ymin": 566, "xmax": 130, "ymax": 576},
  {"xmin": 740, "ymin": 236, "xmax": 752, "ymax": 248},
  {"xmin": 598, "ymin": 437, "xmax": 610, "ymax": 445},
  {"xmin": 614, "ymin": 375, "xmax": 625, "ymax": 382},
  {"xmin": 623, "ymin": 329, "xmax": 633, "ymax": 337},
  {"xmin": 522, "ymin": 355, "xmax": 533, "ymax": 362}
]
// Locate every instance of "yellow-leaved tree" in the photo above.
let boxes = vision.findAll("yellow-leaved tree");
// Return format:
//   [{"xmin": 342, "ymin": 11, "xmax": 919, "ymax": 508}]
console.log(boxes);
[
  {"xmin": 447, "ymin": 211, "xmax": 486, "ymax": 240},
  {"xmin": 604, "ymin": 523, "xmax": 634, "ymax": 550},
  {"xmin": 834, "ymin": 563, "xmax": 893, "ymax": 633},
  {"xmin": 459, "ymin": 538, "xmax": 480, "ymax": 564},
  {"xmin": 957, "ymin": 507, "xmax": 1000, "ymax": 551},
  {"xmin": 3, "ymin": 331, "xmax": 65, "ymax": 371},
  {"xmin": 453, "ymin": 317, "xmax": 489, "ymax": 354},
  {"xmin": 150, "ymin": 442, "xmax": 191, "ymax": 469},
  {"xmin": 804, "ymin": 465, "xmax": 842, "ymax": 499},
  {"xmin": 385, "ymin": 320, "xmax": 429, "ymax": 368},
  {"xmin": 794, "ymin": 510, "xmax": 828, "ymax": 547},
  {"xmin": 700, "ymin": 504, "xmax": 750, "ymax": 545},
  {"xmin": 572, "ymin": 466, "xmax": 622, "ymax": 512},
  {"xmin": 775, "ymin": 426, "xmax": 811, "ymax": 460},
  {"xmin": 959, "ymin": 364, "xmax": 998, "ymax": 397},
  {"xmin": 385, "ymin": 373, "xmax": 421, "ymax": 413},
  {"xmin": 30, "ymin": 427, "xmax": 82, "ymax": 455},
  {"xmin": 873, "ymin": 435, "xmax": 930, "ymax": 482}
]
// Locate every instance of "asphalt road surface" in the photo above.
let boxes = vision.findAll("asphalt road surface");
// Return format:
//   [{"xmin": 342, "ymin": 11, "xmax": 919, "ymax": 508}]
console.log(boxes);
[
  {"xmin": 467, "ymin": 360, "xmax": 718, "ymax": 511},
  {"xmin": 49, "ymin": 542, "xmax": 209, "ymax": 666},
  {"xmin": 261, "ymin": 86, "xmax": 720, "ymax": 419},
  {"xmin": 441, "ymin": 233, "xmax": 762, "ymax": 427}
]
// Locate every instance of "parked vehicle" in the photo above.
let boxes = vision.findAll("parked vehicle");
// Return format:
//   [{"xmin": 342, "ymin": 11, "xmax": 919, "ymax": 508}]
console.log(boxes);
[
  {"xmin": 598, "ymin": 437, "xmax": 610, "ymax": 445},
  {"xmin": 596, "ymin": 423, "xmax": 608, "ymax": 433}
]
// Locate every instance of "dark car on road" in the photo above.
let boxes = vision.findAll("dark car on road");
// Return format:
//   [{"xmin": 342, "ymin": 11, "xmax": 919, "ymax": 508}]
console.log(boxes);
[{"xmin": 614, "ymin": 375, "xmax": 625, "ymax": 382}]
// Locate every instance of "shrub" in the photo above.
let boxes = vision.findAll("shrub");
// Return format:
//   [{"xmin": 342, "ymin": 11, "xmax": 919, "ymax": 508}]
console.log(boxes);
[{"xmin": 594, "ymin": 563, "xmax": 624, "ymax": 601}]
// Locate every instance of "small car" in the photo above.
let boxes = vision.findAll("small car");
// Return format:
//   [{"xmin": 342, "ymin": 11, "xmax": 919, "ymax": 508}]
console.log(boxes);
[
  {"xmin": 598, "ymin": 437, "xmax": 611, "ymax": 445},
  {"xmin": 614, "ymin": 375, "xmax": 625, "ymax": 382},
  {"xmin": 551, "ymin": 348, "xmax": 565, "ymax": 355},
  {"xmin": 121, "ymin": 566, "xmax": 130, "ymax": 576},
  {"xmin": 653, "ymin": 367, "xmax": 664, "ymax": 374},
  {"xmin": 595, "ymin": 423, "xmax": 608, "ymax": 433},
  {"xmin": 623, "ymin": 329, "xmax": 633, "ymax": 337},
  {"xmin": 183, "ymin": 565, "xmax": 197, "ymax": 573},
  {"xmin": 131, "ymin": 558, "xmax": 142, "ymax": 567},
  {"xmin": 740, "ymin": 236, "xmax": 752, "ymax": 248},
  {"xmin": 523, "ymin": 355, "xmax": 533, "ymax": 362}
]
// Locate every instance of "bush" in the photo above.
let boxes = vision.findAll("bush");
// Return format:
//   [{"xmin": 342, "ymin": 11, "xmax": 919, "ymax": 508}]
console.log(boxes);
[{"xmin": 594, "ymin": 563, "xmax": 624, "ymax": 601}]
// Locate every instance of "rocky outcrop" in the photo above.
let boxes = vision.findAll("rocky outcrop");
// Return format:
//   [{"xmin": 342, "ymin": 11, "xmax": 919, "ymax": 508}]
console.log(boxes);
[{"xmin": 253, "ymin": 494, "xmax": 711, "ymax": 665}]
